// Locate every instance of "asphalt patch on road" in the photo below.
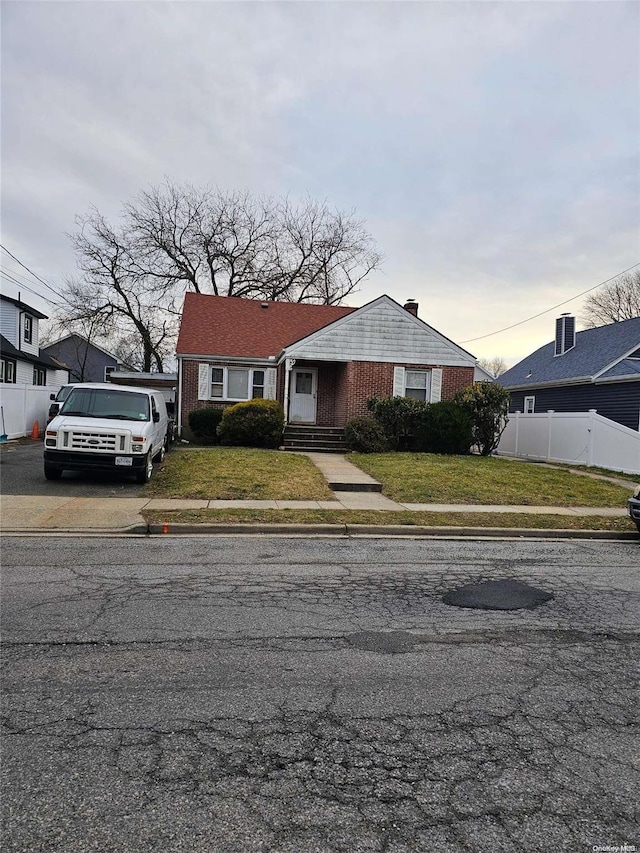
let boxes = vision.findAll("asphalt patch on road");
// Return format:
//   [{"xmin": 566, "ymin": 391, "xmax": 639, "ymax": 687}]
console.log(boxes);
[
  {"xmin": 345, "ymin": 630, "xmax": 418, "ymax": 654},
  {"xmin": 443, "ymin": 578, "xmax": 554, "ymax": 611}
]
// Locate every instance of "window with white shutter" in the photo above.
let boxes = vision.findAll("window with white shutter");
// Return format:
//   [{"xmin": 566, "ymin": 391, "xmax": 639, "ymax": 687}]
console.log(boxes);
[
  {"xmin": 393, "ymin": 366, "xmax": 405, "ymax": 397},
  {"xmin": 198, "ymin": 364, "xmax": 276, "ymax": 401},
  {"xmin": 264, "ymin": 368, "xmax": 277, "ymax": 399},
  {"xmin": 430, "ymin": 369, "xmax": 442, "ymax": 403}
]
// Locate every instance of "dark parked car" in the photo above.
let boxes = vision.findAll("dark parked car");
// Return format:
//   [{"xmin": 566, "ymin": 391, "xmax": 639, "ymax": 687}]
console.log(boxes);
[
  {"xmin": 628, "ymin": 486, "xmax": 640, "ymax": 533},
  {"xmin": 47, "ymin": 385, "xmax": 75, "ymax": 423}
]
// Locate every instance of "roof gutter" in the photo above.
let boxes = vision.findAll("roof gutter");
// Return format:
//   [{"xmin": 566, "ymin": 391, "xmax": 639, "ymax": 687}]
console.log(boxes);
[
  {"xmin": 502, "ymin": 376, "xmax": 594, "ymax": 392},
  {"xmin": 177, "ymin": 353, "xmax": 277, "ymax": 366}
]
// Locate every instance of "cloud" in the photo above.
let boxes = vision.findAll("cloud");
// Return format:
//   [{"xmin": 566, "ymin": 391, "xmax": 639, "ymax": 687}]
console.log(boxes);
[{"xmin": 1, "ymin": 0, "xmax": 638, "ymax": 362}]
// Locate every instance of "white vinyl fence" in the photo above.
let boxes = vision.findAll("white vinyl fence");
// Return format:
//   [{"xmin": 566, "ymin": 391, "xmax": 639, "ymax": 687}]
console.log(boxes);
[
  {"xmin": 0, "ymin": 384, "xmax": 61, "ymax": 440},
  {"xmin": 496, "ymin": 410, "xmax": 640, "ymax": 476}
]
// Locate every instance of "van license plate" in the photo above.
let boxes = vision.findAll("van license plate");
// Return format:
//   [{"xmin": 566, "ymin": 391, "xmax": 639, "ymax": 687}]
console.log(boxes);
[{"xmin": 115, "ymin": 457, "xmax": 132, "ymax": 466}]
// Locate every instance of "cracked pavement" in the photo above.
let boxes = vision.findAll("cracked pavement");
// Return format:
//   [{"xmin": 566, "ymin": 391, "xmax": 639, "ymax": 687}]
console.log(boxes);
[{"xmin": 2, "ymin": 536, "xmax": 639, "ymax": 852}]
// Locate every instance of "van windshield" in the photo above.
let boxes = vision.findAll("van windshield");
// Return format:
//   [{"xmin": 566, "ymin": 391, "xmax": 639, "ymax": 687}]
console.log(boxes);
[{"xmin": 60, "ymin": 389, "xmax": 150, "ymax": 421}]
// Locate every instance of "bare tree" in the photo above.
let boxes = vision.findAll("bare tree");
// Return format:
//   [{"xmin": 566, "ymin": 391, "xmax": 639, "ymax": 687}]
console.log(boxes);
[
  {"xmin": 582, "ymin": 270, "xmax": 640, "ymax": 327},
  {"xmin": 60, "ymin": 183, "xmax": 381, "ymax": 369},
  {"xmin": 63, "ymin": 211, "xmax": 177, "ymax": 372},
  {"xmin": 121, "ymin": 181, "xmax": 381, "ymax": 303},
  {"xmin": 478, "ymin": 356, "xmax": 508, "ymax": 378}
]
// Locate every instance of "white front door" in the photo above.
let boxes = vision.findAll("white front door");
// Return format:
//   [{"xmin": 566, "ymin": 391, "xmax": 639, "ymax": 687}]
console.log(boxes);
[{"xmin": 290, "ymin": 368, "xmax": 317, "ymax": 423}]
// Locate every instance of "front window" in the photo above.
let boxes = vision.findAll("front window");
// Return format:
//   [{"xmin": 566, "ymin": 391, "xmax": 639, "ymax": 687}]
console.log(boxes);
[
  {"xmin": 210, "ymin": 367, "xmax": 265, "ymax": 401},
  {"xmin": 228, "ymin": 368, "xmax": 249, "ymax": 400},
  {"xmin": 405, "ymin": 370, "xmax": 430, "ymax": 401},
  {"xmin": 524, "ymin": 396, "xmax": 535, "ymax": 414},
  {"xmin": 61, "ymin": 388, "xmax": 150, "ymax": 421},
  {"xmin": 24, "ymin": 315, "xmax": 33, "ymax": 344},
  {"xmin": 33, "ymin": 367, "xmax": 46, "ymax": 386},
  {"xmin": 252, "ymin": 370, "xmax": 265, "ymax": 398},
  {"xmin": 1, "ymin": 358, "xmax": 16, "ymax": 384},
  {"xmin": 211, "ymin": 368, "xmax": 224, "ymax": 398}
]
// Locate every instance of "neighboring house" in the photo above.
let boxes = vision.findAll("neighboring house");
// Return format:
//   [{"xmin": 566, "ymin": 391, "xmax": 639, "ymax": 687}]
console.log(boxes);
[
  {"xmin": 473, "ymin": 362, "xmax": 497, "ymax": 383},
  {"xmin": 0, "ymin": 294, "xmax": 68, "ymax": 387},
  {"xmin": 176, "ymin": 293, "xmax": 480, "ymax": 437},
  {"xmin": 499, "ymin": 314, "xmax": 640, "ymax": 431},
  {"xmin": 42, "ymin": 334, "xmax": 137, "ymax": 383},
  {"xmin": 0, "ymin": 293, "xmax": 69, "ymax": 438}
]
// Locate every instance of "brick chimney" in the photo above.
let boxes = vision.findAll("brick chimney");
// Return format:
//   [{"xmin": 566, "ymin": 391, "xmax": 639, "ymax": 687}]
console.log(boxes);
[{"xmin": 403, "ymin": 299, "xmax": 419, "ymax": 317}]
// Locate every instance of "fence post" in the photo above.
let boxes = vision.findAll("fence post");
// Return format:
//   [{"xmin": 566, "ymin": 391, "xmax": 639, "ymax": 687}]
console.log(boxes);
[
  {"xmin": 514, "ymin": 411, "xmax": 521, "ymax": 455},
  {"xmin": 547, "ymin": 410, "xmax": 554, "ymax": 461},
  {"xmin": 587, "ymin": 409, "xmax": 597, "ymax": 467}
]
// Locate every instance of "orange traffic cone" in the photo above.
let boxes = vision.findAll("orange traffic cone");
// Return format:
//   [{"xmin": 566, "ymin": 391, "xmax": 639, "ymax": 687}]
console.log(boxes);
[{"xmin": 31, "ymin": 420, "xmax": 40, "ymax": 440}]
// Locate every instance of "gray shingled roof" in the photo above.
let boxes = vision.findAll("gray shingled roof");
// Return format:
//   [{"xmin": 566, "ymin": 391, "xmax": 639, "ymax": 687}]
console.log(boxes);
[
  {"xmin": 0, "ymin": 334, "xmax": 64, "ymax": 371},
  {"xmin": 499, "ymin": 316, "xmax": 640, "ymax": 388},
  {"xmin": 598, "ymin": 358, "xmax": 640, "ymax": 380}
]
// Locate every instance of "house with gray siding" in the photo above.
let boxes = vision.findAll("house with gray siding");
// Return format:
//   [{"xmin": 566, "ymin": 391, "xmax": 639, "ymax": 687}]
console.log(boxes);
[
  {"xmin": 42, "ymin": 334, "xmax": 135, "ymax": 383},
  {"xmin": 499, "ymin": 314, "xmax": 640, "ymax": 431}
]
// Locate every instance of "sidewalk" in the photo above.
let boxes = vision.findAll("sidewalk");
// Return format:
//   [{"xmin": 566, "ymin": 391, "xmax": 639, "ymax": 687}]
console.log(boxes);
[{"xmin": 0, "ymin": 452, "xmax": 634, "ymax": 537}]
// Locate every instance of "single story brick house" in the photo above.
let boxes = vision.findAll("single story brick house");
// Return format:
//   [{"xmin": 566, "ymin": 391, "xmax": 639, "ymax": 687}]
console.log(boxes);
[{"xmin": 176, "ymin": 293, "xmax": 480, "ymax": 439}]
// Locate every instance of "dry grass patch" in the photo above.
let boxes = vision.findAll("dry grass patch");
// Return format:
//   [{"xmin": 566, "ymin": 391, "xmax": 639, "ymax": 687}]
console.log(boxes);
[
  {"xmin": 143, "ymin": 447, "xmax": 333, "ymax": 500},
  {"xmin": 350, "ymin": 453, "xmax": 632, "ymax": 507},
  {"xmin": 143, "ymin": 508, "xmax": 636, "ymax": 533}
]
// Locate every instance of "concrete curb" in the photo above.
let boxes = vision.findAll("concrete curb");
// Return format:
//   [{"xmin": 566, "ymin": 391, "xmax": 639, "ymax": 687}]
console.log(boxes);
[
  {"xmin": 145, "ymin": 522, "xmax": 639, "ymax": 541},
  {"xmin": 2, "ymin": 523, "xmax": 637, "ymax": 541}
]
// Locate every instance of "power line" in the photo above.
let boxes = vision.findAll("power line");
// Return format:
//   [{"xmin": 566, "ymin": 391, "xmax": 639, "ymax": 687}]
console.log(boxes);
[
  {"xmin": 460, "ymin": 262, "xmax": 640, "ymax": 344},
  {"xmin": 0, "ymin": 266, "xmax": 62, "ymax": 304},
  {"xmin": 0, "ymin": 244, "xmax": 66, "ymax": 300}
]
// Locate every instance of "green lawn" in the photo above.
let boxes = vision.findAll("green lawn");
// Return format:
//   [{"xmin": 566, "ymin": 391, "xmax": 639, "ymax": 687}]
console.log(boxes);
[
  {"xmin": 143, "ymin": 447, "xmax": 334, "ymax": 500},
  {"xmin": 143, "ymin": 508, "xmax": 636, "ymax": 533},
  {"xmin": 350, "ymin": 452, "xmax": 633, "ymax": 507}
]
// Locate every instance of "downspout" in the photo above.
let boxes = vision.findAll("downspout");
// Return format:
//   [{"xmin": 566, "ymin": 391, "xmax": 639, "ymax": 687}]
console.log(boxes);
[
  {"xmin": 283, "ymin": 357, "xmax": 295, "ymax": 425},
  {"xmin": 177, "ymin": 357, "xmax": 183, "ymax": 436}
]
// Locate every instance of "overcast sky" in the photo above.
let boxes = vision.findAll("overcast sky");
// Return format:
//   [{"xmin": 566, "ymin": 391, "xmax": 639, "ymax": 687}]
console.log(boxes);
[{"xmin": 1, "ymin": 0, "xmax": 638, "ymax": 364}]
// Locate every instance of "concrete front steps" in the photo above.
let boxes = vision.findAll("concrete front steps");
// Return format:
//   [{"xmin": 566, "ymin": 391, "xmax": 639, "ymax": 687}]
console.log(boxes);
[
  {"xmin": 301, "ymin": 451, "xmax": 384, "ymax": 494},
  {"xmin": 282, "ymin": 425, "xmax": 347, "ymax": 454}
]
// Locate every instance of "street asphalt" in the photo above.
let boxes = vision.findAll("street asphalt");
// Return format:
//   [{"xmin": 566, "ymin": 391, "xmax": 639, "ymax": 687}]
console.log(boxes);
[{"xmin": 2, "ymin": 535, "xmax": 638, "ymax": 853}]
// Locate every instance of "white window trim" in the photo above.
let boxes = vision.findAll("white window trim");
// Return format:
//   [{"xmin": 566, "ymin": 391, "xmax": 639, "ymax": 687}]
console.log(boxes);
[
  {"xmin": 393, "ymin": 366, "xmax": 442, "ymax": 403},
  {"xmin": 24, "ymin": 315, "xmax": 33, "ymax": 344},
  {"xmin": 524, "ymin": 395, "xmax": 535, "ymax": 414},
  {"xmin": 205, "ymin": 365, "xmax": 270, "ymax": 402}
]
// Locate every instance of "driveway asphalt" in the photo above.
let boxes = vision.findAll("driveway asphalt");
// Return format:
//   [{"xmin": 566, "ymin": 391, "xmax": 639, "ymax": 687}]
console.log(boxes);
[{"xmin": 0, "ymin": 440, "xmax": 147, "ymax": 497}]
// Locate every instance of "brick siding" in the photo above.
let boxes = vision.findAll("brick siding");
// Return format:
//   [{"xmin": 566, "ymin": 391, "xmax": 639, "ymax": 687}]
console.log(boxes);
[{"xmin": 180, "ymin": 357, "xmax": 476, "ymax": 434}]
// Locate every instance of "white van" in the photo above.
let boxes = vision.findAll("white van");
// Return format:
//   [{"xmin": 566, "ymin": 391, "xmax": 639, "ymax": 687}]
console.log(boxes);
[{"xmin": 44, "ymin": 383, "xmax": 170, "ymax": 484}]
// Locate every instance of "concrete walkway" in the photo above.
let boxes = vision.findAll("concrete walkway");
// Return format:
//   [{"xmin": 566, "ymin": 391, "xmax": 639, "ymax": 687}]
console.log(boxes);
[{"xmin": 0, "ymin": 493, "xmax": 628, "ymax": 532}]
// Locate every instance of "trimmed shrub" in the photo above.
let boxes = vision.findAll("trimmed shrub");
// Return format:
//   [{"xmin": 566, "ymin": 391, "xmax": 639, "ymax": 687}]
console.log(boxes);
[
  {"xmin": 188, "ymin": 407, "xmax": 224, "ymax": 445},
  {"xmin": 453, "ymin": 381, "xmax": 510, "ymax": 456},
  {"xmin": 414, "ymin": 401, "xmax": 473, "ymax": 455},
  {"xmin": 366, "ymin": 395, "xmax": 428, "ymax": 450},
  {"xmin": 218, "ymin": 399, "xmax": 285, "ymax": 449},
  {"xmin": 344, "ymin": 415, "xmax": 389, "ymax": 453}
]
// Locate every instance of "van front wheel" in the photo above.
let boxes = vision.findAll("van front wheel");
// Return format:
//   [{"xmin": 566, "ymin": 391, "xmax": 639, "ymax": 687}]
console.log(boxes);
[
  {"xmin": 135, "ymin": 453, "xmax": 153, "ymax": 484},
  {"xmin": 44, "ymin": 463, "xmax": 63, "ymax": 480}
]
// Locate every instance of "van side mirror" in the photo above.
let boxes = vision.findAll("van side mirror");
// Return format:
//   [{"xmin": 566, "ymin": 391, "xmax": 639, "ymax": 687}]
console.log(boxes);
[
  {"xmin": 50, "ymin": 393, "xmax": 56, "ymax": 401},
  {"xmin": 153, "ymin": 411, "xmax": 160, "ymax": 423}
]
